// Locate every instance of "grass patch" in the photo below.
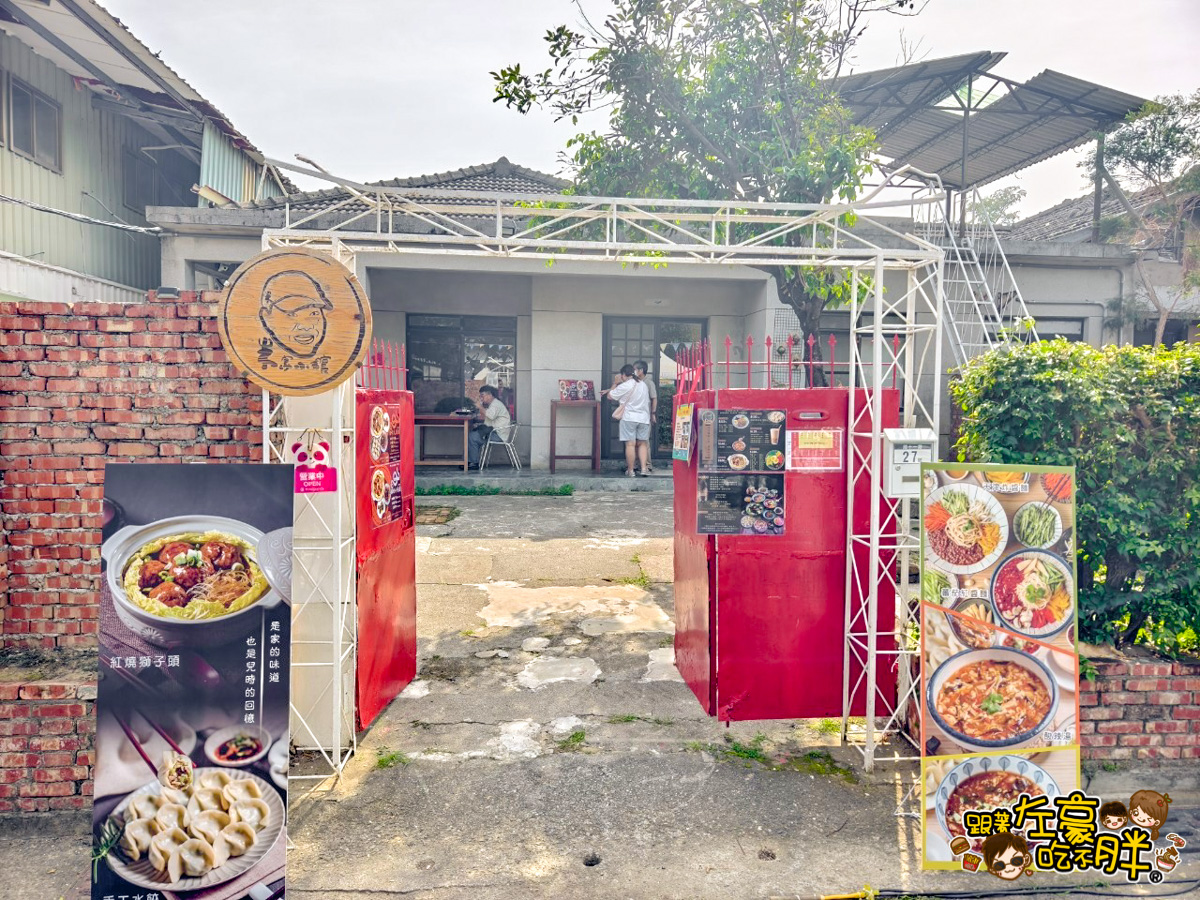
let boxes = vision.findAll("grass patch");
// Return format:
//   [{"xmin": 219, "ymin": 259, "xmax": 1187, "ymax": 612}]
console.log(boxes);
[
  {"xmin": 658, "ymin": 635, "xmax": 674, "ymax": 648},
  {"xmin": 417, "ymin": 484, "xmax": 574, "ymax": 497},
  {"xmin": 556, "ymin": 729, "xmax": 586, "ymax": 752},
  {"xmin": 782, "ymin": 749, "xmax": 858, "ymax": 784},
  {"xmin": 722, "ymin": 733, "xmax": 770, "ymax": 763},
  {"xmin": 810, "ymin": 718, "xmax": 841, "ymax": 735},
  {"xmin": 608, "ymin": 714, "xmax": 640, "ymax": 724},
  {"xmin": 375, "ymin": 748, "xmax": 410, "ymax": 769}
]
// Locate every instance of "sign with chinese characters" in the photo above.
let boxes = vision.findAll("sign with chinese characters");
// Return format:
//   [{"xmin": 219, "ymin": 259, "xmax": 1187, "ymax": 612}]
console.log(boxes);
[
  {"xmin": 696, "ymin": 473, "xmax": 785, "ymax": 536},
  {"xmin": 672, "ymin": 403, "xmax": 695, "ymax": 461},
  {"xmin": 356, "ymin": 389, "xmax": 415, "ymax": 561},
  {"xmin": 94, "ymin": 464, "xmax": 293, "ymax": 899},
  {"xmin": 219, "ymin": 247, "xmax": 373, "ymax": 396},
  {"xmin": 697, "ymin": 409, "xmax": 786, "ymax": 473},
  {"xmin": 919, "ymin": 462, "xmax": 1081, "ymax": 872},
  {"xmin": 292, "ymin": 438, "xmax": 338, "ymax": 493},
  {"xmin": 786, "ymin": 428, "xmax": 844, "ymax": 472}
]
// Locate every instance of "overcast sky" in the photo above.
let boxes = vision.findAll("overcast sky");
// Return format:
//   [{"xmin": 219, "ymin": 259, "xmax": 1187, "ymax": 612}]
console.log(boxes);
[{"xmin": 100, "ymin": 0, "xmax": 1200, "ymax": 218}]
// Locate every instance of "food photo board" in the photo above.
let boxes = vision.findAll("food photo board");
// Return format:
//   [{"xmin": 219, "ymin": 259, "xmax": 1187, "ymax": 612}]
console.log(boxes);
[
  {"xmin": 918, "ymin": 462, "xmax": 1081, "ymax": 870},
  {"xmin": 94, "ymin": 465, "xmax": 293, "ymax": 899},
  {"xmin": 695, "ymin": 408, "xmax": 787, "ymax": 536}
]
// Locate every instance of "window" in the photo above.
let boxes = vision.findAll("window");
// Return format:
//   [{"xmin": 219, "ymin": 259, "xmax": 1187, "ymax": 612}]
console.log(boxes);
[
  {"xmin": 407, "ymin": 315, "xmax": 517, "ymax": 417},
  {"xmin": 8, "ymin": 78, "xmax": 61, "ymax": 170},
  {"xmin": 1133, "ymin": 318, "xmax": 1190, "ymax": 347},
  {"xmin": 1035, "ymin": 318, "xmax": 1086, "ymax": 343},
  {"xmin": 123, "ymin": 150, "xmax": 157, "ymax": 212}
]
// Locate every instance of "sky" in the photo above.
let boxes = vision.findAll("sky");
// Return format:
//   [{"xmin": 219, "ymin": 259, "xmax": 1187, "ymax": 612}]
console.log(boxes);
[{"xmin": 98, "ymin": 0, "xmax": 1200, "ymax": 219}]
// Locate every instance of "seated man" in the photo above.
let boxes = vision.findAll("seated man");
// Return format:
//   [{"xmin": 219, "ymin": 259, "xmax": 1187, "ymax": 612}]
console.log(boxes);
[{"xmin": 467, "ymin": 385, "xmax": 512, "ymax": 469}]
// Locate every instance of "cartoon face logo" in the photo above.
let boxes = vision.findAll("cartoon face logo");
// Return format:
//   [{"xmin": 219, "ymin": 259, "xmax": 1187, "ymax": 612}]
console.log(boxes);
[
  {"xmin": 259, "ymin": 270, "xmax": 332, "ymax": 358},
  {"xmin": 981, "ymin": 832, "xmax": 1030, "ymax": 881},
  {"xmin": 1099, "ymin": 800, "xmax": 1128, "ymax": 830},
  {"xmin": 1129, "ymin": 790, "xmax": 1172, "ymax": 840}
]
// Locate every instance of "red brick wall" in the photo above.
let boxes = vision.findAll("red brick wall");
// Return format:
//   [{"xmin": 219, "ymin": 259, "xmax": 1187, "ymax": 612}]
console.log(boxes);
[
  {"xmin": 1080, "ymin": 660, "xmax": 1200, "ymax": 762},
  {"xmin": 0, "ymin": 681, "xmax": 95, "ymax": 812},
  {"xmin": 0, "ymin": 291, "xmax": 261, "ymax": 649}
]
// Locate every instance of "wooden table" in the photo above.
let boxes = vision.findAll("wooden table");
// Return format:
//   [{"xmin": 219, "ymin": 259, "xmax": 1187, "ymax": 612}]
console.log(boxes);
[
  {"xmin": 414, "ymin": 413, "xmax": 473, "ymax": 471},
  {"xmin": 549, "ymin": 400, "xmax": 602, "ymax": 474}
]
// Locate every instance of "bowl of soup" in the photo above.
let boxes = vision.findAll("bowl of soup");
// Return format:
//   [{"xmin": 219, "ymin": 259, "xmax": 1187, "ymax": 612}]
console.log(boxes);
[{"xmin": 927, "ymin": 647, "xmax": 1058, "ymax": 752}]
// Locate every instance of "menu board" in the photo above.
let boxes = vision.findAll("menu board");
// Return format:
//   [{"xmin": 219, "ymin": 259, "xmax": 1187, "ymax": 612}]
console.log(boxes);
[
  {"xmin": 697, "ymin": 408, "xmax": 786, "ymax": 473},
  {"xmin": 697, "ymin": 474, "xmax": 785, "ymax": 536},
  {"xmin": 672, "ymin": 403, "xmax": 695, "ymax": 461},
  {"xmin": 919, "ymin": 462, "xmax": 1081, "ymax": 871}
]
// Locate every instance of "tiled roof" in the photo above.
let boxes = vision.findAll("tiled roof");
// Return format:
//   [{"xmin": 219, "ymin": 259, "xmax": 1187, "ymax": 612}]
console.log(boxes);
[
  {"xmin": 1010, "ymin": 184, "xmax": 1155, "ymax": 242},
  {"xmin": 238, "ymin": 157, "xmax": 570, "ymax": 212}
]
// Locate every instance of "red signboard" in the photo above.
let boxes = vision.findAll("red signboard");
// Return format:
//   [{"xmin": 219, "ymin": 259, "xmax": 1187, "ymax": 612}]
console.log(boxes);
[{"xmin": 354, "ymin": 388, "xmax": 416, "ymax": 727}]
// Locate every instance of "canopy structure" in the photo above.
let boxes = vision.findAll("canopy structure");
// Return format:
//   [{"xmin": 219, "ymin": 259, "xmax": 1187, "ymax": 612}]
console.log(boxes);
[{"xmin": 833, "ymin": 52, "xmax": 1148, "ymax": 191}]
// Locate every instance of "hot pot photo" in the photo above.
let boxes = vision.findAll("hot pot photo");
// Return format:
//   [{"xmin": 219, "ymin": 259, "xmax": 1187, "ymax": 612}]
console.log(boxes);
[{"xmin": 102, "ymin": 515, "xmax": 286, "ymax": 648}]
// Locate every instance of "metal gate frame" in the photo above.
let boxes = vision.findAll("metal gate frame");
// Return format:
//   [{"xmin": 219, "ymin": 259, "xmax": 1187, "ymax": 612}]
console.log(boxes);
[{"xmin": 258, "ymin": 158, "xmax": 948, "ymax": 774}]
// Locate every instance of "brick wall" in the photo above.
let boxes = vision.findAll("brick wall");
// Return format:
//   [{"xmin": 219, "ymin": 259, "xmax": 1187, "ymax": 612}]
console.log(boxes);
[
  {"xmin": 0, "ymin": 680, "xmax": 95, "ymax": 812},
  {"xmin": 1080, "ymin": 660, "xmax": 1200, "ymax": 761},
  {"xmin": 0, "ymin": 291, "xmax": 260, "ymax": 649}
]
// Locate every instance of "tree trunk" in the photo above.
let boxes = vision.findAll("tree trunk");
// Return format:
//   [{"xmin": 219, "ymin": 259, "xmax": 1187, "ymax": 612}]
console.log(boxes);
[
  {"xmin": 776, "ymin": 273, "xmax": 828, "ymax": 387},
  {"xmin": 1134, "ymin": 255, "xmax": 1172, "ymax": 348}
]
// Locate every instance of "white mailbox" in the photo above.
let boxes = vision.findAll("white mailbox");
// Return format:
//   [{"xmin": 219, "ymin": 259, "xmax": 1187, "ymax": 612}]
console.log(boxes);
[{"xmin": 882, "ymin": 428, "xmax": 938, "ymax": 499}]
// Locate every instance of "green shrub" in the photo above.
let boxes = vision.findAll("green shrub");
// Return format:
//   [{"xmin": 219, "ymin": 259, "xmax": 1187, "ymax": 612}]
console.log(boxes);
[{"xmin": 952, "ymin": 339, "xmax": 1200, "ymax": 650}]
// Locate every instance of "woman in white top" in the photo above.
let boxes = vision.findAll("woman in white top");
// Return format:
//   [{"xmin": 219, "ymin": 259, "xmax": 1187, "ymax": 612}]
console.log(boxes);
[{"xmin": 602, "ymin": 364, "xmax": 652, "ymax": 477}]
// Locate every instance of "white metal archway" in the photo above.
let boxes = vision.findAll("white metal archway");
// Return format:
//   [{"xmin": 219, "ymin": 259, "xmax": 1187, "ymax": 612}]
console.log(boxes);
[{"xmin": 260, "ymin": 160, "xmax": 955, "ymax": 778}]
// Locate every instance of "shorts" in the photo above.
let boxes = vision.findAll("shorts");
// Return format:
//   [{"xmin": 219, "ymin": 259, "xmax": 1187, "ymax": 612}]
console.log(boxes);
[{"xmin": 619, "ymin": 420, "xmax": 651, "ymax": 442}]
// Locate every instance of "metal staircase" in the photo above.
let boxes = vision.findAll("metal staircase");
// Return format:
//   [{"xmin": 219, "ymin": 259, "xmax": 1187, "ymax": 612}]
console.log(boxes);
[{"xmin": 921, "ymin": 188, "xmax": 1038, "ymax": 367}]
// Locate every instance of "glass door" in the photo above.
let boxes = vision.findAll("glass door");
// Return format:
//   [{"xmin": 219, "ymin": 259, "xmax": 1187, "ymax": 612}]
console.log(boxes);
[{"xmin": 603, "ymin": 317, "xmax": 706, "ymax": 459}]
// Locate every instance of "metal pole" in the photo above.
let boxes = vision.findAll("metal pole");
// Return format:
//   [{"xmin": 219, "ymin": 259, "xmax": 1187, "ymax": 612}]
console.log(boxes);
[
  {"xmin": 1092, "ymin": 133, "xmax": 1105, "ymax": 244},
  {"xmin": 841, "ymin": 266, "xmax": 860, "ymax": 742},
  {"xmin": 864, "ymin": 255, "xmax": 886, "ymax": 772},
  {"xmin": 958, "ymin": 75, "xmax": 972, "ymax": 238}
]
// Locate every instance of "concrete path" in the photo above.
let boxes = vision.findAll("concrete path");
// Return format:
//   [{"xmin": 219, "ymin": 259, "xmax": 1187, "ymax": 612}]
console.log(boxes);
[
  {"xmin": 282, "ymin": 493, "xmax": 1185, "ymax": 899},
  {"xmin": 7, "ymin": 493, "xmax": 1198, "ymax": 899}
]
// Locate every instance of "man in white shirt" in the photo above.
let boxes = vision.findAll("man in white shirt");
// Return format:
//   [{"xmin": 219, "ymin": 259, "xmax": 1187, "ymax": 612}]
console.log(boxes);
[{"xmin": 468, "ymin": 385, "xmax": 512, "ymax": 469}]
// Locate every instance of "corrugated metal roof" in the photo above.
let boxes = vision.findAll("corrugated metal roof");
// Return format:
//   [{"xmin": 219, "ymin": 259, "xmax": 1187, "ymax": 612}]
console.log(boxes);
[{"xmin": 833, "ymin": 55, "xmax": 1148, "ymax": 190}]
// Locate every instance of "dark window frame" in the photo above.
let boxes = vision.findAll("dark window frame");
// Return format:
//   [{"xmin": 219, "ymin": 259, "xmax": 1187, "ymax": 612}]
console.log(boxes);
[
  {"xmin": 122, "ymin": 148, "xmax": 158, "ymax": 213},
  {"xmin": 406, "ymin": 314, "xmax": 519, "ymax": 418},
  {"xmin": 8, "ymin": 76, "xmax": 62, "ymax": 172}
]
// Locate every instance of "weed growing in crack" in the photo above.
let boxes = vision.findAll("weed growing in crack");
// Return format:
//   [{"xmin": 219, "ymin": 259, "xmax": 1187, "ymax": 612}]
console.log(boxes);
[
  {"xmin": 607, "ymin": 714, "xmax": 640, "ymax": 724},
  {"xmin": 556, "ymin": 730, "xmax": 586, "ymax": 752},
  {"xmin": 375, "ymin": 749, "xmax": 410, "ymax": 769}
]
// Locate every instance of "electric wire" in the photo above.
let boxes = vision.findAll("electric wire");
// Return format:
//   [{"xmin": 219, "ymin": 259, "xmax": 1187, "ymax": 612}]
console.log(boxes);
[{"xmin": 0, "ymin": 192, "xmax": 161, "ymax": 234}]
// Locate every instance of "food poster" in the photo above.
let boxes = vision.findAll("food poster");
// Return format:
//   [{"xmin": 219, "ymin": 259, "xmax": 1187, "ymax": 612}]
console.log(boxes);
[
  {"xmin": 697, "ymin": 408, "xmax": 787, "ymax": 473},
  {"xmin": 672, "ymin": 403, "xmax": 695, "ymax": 462},
  {"xmin": 922, "ymin": 747, "xmax": 1081, "ymax": 869},
  {"xmin": 919, "ymin": 462, "xmax": 1081, "ymax": 869},
  {"xmin": 95, "ymin": 464, "xmax": 293, "ymax": 899},
  {"xmin": 358, "ymin": 395, "xmax": 413, "ymax": 539},
  {"xmin": 697, "ymin": 474, "xmax": 786, "ymax": 536}
]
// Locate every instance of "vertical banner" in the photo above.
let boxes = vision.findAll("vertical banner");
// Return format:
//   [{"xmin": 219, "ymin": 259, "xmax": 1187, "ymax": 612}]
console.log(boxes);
[
  {"xmin": 920, "ymin": 463, "xmax": 1081, "ymax": 872},
  {"xmin": 94, "ymin": 465, "xmax": 293, "ymax": 900},
  {"xmin": 355, "ymin": 388, "xmax": 418, "ymax": 728}
]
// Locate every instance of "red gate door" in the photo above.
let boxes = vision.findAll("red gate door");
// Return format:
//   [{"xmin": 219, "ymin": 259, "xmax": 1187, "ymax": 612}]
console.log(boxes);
[{"xmin": 355, "ymin": 386, "xmax": 417, "ymax": 728}]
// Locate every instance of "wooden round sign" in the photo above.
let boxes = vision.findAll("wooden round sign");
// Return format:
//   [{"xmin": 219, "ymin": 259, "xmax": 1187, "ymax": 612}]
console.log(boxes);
[{"xmin": 218, "ymin": 248, "xmax": 373, "ymax": 396}]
